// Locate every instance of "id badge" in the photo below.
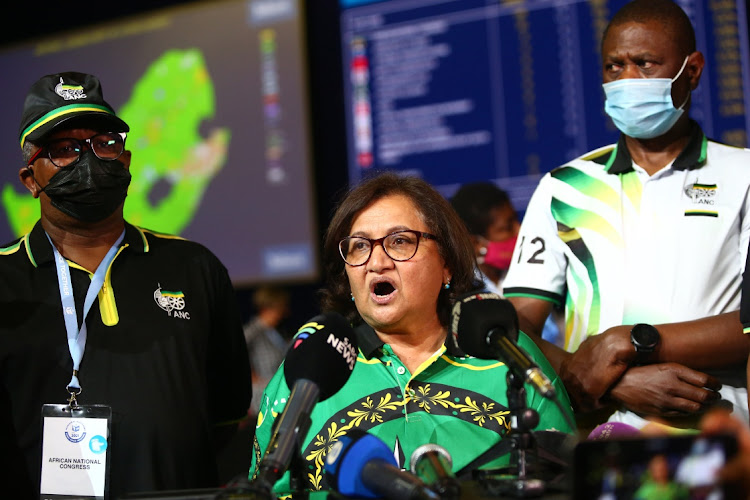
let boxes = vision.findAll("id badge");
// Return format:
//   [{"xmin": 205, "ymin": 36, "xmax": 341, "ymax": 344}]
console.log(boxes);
[{"xmin": 40, "ymin": 404, "xmax": 112, "ymax": 500}]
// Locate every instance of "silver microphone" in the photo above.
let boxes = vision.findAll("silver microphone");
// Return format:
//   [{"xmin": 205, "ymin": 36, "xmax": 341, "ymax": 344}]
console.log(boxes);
[{"xmin": 409, "ymin": 443, "xmax": 461, "ymax": 499}]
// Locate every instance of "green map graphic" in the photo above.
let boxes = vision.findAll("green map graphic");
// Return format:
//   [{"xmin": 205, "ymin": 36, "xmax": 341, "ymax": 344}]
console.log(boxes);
[{"xmin": 1, "ymin": 48, "xmax": 230, "ymax": 236}]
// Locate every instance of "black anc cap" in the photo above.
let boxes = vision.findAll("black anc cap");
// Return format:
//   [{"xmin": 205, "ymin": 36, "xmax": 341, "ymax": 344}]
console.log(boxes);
[{"xmin": 19, "ymin": 72, "xmax": 129, "ymax": 148}]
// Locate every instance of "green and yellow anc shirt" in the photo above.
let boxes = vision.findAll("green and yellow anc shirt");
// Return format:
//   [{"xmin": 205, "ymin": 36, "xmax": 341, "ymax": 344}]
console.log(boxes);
[
  {"xmin": 505, "ymin": 122, "xmax": 750, "ymax": 351},
  {"xmin": 503, "ymin": 121, "xmax": 750, "ymax": 427},
  {"xmin": 249, "ymin": 323, "xmax": 574, "ymax": 497}
]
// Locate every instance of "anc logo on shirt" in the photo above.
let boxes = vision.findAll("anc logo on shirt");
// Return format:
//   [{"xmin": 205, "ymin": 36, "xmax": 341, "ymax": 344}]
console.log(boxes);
[
  {"xmin": 684, "ymin": 183, "xmax": 717, "ymax": 204},
  {"xmin": 153, "ymin": 284, "xmax": 190, "ymax": 319},
  {"xmin": 684, "ymin": 183, "xmax": 718, "ymax": 217}
]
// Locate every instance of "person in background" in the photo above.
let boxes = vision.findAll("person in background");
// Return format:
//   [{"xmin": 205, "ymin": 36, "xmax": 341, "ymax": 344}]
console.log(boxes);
[
  {"xmin": 249, "ymin": 172, "xmax": 574, "ymax": 497},
  {"xmin": 633, "ymin": 454, "xmax": 688, "ymax": 500},
  {"xmin": 701, "ymin": 409, "xmax": 750, "ymax": 498},
  {"xmin": 244, "ymin": 285, "xmax": 291, "ymax": 417},
  {"xmin": 0, "ymin": 72, "xmax": 250, "ymax": 499},
  {"xmin": 503, "ymin": 0, "xmax": 750, "ymax": 430},
  {"xmin": 450, "ymin": 181, "xmax": 562, "ymax": 346}
]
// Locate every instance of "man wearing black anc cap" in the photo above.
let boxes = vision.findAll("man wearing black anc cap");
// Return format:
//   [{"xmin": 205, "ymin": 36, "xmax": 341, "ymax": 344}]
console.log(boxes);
[{"xmin": 0, "ymin": 72, "xmax": 251, "ymax": 498}]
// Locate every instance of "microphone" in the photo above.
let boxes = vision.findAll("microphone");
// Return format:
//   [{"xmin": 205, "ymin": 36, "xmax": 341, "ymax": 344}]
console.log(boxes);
[
  {"xmin": 587, "ymin": 422, "xmax": 640, "ymax": 441},
  {"xmin": 451, "ymin": 291, "xmax": 556, "ymax": 399},
  {"xmin": 409, "ymin": 443, "xmax": 461, "ymax": 499},
  {"xmin": 325, "ymin": 429, "xmax": 439, "ymax": 500},
  {"xmin": 256, "ymin": 312, "xmax": 358, "ymax": 489}
]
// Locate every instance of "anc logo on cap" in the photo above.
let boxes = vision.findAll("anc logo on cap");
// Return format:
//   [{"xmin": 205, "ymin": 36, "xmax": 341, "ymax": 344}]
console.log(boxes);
[
  {"xmin": 55, "ymin": 77, "xmax": 87, "ymax": 101},
  {"xmin": 19, "ymin": 72, "xmax": 127, "ymax": 148}
]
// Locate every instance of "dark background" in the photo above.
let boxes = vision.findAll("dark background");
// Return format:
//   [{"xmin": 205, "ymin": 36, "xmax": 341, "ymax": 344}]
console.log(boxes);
[
  {"xmin": 3, "ymin": 0, "xmax": 750, "ymax": 333},
  {"xmin": 1, "ymin": 4, "xmax": 348, "ymax": 481},
  {"xmin": 1, "ymin": 0, "xmax": 349, "ymax": 333}
]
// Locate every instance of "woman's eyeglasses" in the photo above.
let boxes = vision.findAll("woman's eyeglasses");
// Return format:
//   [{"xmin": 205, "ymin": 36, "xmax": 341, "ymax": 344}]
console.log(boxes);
[{"xmin": 339, "ymin": 230, "xmax": 437, "ymax": 266}]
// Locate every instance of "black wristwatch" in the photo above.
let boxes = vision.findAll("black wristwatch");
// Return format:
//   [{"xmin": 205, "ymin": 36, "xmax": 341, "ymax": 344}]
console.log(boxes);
[{"xmin": 630, "ymin": 323, "xmax": 660, "ymax": 365}]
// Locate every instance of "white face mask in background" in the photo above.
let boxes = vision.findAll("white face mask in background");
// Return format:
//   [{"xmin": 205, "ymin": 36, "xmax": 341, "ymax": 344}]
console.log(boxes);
[{"xmin": 603, "ymin": 56, "xmax": 690, "ymax": 139}]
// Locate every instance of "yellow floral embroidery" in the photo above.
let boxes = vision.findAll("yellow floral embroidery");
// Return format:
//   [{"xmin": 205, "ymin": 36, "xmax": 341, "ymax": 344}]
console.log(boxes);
[
  {"xmin": 307, "ymin": 422, "xmax": 350, "ymax": 470},
  {"xmin": 408, "ymin": 384, "xmax": 452, "ymax": 412},
  {"xmin": 348, "ymin": 393, "xmax": 401, "ymax": 425},
  {"xmin": 455, "ymin": 396, "xmax": 510, "ymax": 429},
  {"xmin": 302, "ymin": 394, "xmax": 404, "ymax": 490},
  {"xmin": 298, "ymin": 386, "xmax": 509, "ymax": 491},
  {"xmin": 308, "ymin": 470, "xmax": 322, "ymax": 490}
]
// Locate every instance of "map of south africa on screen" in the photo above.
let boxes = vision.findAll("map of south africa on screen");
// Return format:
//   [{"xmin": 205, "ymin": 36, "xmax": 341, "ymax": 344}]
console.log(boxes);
[{"xmin": 2, "ymin": 48, "xmax": 226, "ymax": 238}]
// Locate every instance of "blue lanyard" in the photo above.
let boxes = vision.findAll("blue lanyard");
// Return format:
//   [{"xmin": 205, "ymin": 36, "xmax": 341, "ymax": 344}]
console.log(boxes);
[{"xmin": 48, "ymin": 231, "xmax": 125, "ymax": 402}]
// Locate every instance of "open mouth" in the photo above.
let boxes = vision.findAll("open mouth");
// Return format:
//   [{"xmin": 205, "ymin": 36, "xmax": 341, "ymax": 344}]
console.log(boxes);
[{"xmin": 373, "ymin": 281, "xmax": 395, "ymax": 297}]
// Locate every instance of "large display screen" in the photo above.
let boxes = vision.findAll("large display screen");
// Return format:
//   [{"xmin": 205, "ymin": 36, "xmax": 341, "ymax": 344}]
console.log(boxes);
[
  {"xmin": 339, "ymin": 0, "xmax": 750, "ymax": 209},
  {"xmin": 0, "ymin": 0, "xmax": 317, "ymax": 285}
]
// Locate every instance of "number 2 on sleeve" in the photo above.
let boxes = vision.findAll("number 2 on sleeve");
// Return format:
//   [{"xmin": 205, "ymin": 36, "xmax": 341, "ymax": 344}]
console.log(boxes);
[{"xmin": 517, "ymin": 236, "xmax": 545, "ymax": 264}]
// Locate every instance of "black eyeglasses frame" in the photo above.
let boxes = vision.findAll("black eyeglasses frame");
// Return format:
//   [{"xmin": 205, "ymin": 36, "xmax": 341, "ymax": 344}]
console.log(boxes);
[{"xmin": 28, "ymin": 132, "xmax": 127, "ymax": 168}]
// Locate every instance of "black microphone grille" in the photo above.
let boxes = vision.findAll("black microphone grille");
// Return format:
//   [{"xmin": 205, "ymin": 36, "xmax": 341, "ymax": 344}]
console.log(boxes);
[
  {"xmin": 451, "ymin": 291, "xmax": 518, "ymax": 358},
  {"xmin": 283, "ymin": 312, "xmax": 358, "ymax": 401}
]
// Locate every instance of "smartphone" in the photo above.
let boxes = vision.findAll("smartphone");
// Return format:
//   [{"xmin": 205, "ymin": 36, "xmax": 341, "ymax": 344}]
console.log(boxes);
[{"xmin": 573, "ymin": 433, "xmax": 738, "ymax": 499}]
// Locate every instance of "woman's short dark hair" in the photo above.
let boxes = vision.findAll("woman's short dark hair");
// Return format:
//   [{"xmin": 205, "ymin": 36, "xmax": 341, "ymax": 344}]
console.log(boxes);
[{"xmin": 319, "ymin": 171, "xmax": 480, "ymax": 327}]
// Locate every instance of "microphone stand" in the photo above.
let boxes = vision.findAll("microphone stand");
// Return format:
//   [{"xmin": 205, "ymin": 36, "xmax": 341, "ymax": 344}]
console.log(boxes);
[
  {"xmin": 289, "ymin": 439, "xmax": 310, "ymax": 500},
  {"xmin": 494, "ymin": 370, "xmax": 546, "ymax": 498},
  {"xmin": 248, "ymin": 417, "xmax": 310, "ymax": 500}
]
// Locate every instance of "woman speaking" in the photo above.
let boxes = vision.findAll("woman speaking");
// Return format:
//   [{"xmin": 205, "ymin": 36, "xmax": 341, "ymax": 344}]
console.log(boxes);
[{"xmin": 249, "ymin": 172, "xmax": 574, "ymax": 497}]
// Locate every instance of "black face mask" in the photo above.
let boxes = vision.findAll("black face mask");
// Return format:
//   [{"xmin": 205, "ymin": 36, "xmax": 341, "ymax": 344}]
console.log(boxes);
[{"xmin": 39, "ymin": 151, "xmax": 131, "ymax": 222}]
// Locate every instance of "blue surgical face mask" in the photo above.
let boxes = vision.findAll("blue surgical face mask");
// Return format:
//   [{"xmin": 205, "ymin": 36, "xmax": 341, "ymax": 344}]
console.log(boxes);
[{"xmin": 603, "ymin": 56, "xmax": 690, "ymax": 139}]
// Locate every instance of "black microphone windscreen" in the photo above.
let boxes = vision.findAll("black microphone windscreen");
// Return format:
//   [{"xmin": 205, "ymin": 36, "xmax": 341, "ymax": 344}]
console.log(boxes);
[
  {"xmin": 283, "ymin": 312, "xmax": 358, "ymax": 401},
  {"xmin": 450, "ymin": 291, "xmax": 519, "ymax": 358}
]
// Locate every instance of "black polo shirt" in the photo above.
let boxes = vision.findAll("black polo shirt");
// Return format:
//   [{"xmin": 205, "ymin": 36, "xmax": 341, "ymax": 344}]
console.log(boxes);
[{"xmin": 0, "ymin": 221, "xmax": 251, "ymax": 499}]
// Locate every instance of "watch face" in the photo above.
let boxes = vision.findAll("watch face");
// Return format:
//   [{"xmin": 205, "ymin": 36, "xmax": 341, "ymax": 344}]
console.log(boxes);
[{"xmin": 632, "ymin": 323, "xmax": 659, "ymax": 350}]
